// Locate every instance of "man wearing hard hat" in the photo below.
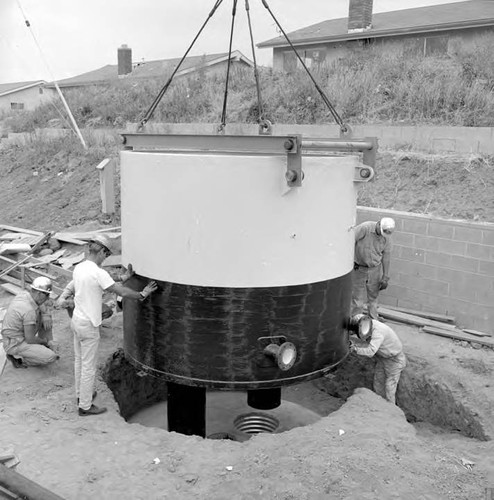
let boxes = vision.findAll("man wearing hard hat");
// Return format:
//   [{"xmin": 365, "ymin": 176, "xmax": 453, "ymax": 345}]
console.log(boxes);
[
  {"xmin": 352, "ymin": 217, "xmax": 395, "ymax": 320},
  {"xmin": 57, "ymin": 235, "xmax": 157, "ymax": 416},
  {"xmin": 348, "ymin": 313, "xmax": 406, "ymax": 405},
  {"xmin": 1, "ymin": 277, "xmax": 59, "ymax": 368}
]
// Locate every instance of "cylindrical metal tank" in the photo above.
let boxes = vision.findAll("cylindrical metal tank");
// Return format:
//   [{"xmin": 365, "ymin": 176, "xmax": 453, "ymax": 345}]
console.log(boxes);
[{"xmin": 120, "ymin": 134, "xmax": 372, "ymax": 390}]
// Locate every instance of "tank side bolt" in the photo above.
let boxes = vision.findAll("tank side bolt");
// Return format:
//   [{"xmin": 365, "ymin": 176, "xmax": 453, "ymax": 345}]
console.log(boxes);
[
  {"xmin": 284, "ymin": 139, "xmax": 295, "ymax": 151},
  {"xmin": 285, "ymin": 169, "xmax": 298, "ymax": 183},
  {"xmin": 360, "ymin": 168, "xmax": 371, "ymax": 178}
]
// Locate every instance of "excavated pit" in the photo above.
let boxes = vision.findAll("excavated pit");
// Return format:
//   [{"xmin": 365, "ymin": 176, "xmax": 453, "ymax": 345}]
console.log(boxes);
[{"xmin": 102, "ymin": 348, "xmax": 490, "ymax": 441}]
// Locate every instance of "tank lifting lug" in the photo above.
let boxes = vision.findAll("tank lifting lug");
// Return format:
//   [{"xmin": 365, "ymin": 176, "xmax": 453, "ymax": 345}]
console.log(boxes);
[{"xmin": 285, "ymin": 135, "xmax": 303, "ymax": 188}]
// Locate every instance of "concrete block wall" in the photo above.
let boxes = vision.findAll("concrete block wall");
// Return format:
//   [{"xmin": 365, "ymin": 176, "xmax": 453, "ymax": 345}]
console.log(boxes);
[{"xmin": 356, "ymin": 207, "xmax": 494, "ymax": 334}]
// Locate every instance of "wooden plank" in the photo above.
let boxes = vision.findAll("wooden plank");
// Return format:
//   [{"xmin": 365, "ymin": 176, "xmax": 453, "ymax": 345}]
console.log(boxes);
[
  {"xmin": 0, "ymin": 232, "xmax": 35, "ymax": 241},
  {"xmin": 1, "ymin": 283, "xmax": 23, "ymax": 295},
  {"xmin": 462, "ymin": 328, "xmax": 492, "ymax": 338},
  {"xmin": 422, "ymin": 325, "xmax": 494, "ymax": 348},
  {"xmin": 0, "ymin": 463, "xmax": 65, "ymax": 500},
  {"xmin": 0, "ymin": 232, "xmax": 53, "ymax": 280},
  {"xmin": 378, "ymin": 307, "xmax": 457, "ymax": 330},
  {"xmin": 94, "ymin": 226, "xmax": 121, "ymax": 233},
  {"xmin": 52, "ymin": 233, "xmax": 87, "ymax": 245},
  {"xmin": 0, "ymin": 225, "xmax": 42, "ymax": 236},
  {"xmin": 384, "ymin": 305, "xmax": 455, "ymax": 324}
]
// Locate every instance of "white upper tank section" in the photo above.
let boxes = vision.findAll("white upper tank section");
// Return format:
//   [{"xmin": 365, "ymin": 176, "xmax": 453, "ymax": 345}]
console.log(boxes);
[{"xmin": 121, "ymin": 151, "xmax": 359, "ymax": 288}]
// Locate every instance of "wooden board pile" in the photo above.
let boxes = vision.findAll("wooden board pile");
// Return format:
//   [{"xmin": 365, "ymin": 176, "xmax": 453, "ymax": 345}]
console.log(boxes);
[
  {"xmin": 377, "ymin": 305, "xmax": 493, "ymax": 349},
  {"xmin": 0, "ymin": 224, "xmax": 122, "ymax": 298}
]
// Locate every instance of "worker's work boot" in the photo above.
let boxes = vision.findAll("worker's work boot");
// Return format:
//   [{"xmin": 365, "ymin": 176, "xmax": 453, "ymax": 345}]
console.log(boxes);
[
  {"xmin": 7, "ymin": 355, "xmax": 27, "ymax": 369},
  {"xmin": 76, "ymin": 391, "xmax": 97, "ymax": 405},
  {"xmin": 78, "ymin": 404, "xmax": 107, "ymax": 416}
]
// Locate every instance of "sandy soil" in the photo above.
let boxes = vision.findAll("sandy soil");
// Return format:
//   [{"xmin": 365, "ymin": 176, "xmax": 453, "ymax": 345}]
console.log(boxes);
[
  {"xmin": 1, "ymin": 291, "xmax": 493, "ymax": 500},
  {"xmin": 1, "ymin": 140, "xmax": 493, "ymax": 498}
]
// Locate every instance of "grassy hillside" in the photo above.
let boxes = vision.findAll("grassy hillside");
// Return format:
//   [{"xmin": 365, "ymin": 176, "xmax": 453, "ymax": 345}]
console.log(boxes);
[
  {"xmin": 1, "ymin": 34, "xmax": 494, "ymax": 230},
  {"xmin": 3, "ymin": 32, "xmax": 494, "ymax": 132}
]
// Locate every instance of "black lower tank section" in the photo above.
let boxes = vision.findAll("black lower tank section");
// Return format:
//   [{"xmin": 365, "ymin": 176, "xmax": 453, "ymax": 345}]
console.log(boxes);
[{"xmin": 122, "ymin": 272, "xmax": 352, "ymax": 389}]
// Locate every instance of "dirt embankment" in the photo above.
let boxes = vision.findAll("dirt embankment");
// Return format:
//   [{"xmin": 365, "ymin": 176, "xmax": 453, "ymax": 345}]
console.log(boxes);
[
  {"xmin": 0, "ymin": 305, "xmax": 493, "ymax": 500},
  {"xmin": 0, "ymin": 139, "xmax": 493, "ymax": 230}
]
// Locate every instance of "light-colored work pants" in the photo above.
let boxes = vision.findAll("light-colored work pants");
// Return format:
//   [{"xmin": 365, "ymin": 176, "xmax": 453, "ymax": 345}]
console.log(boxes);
[
  {"xmin": 71, "ymin": 315, "xmax": 100, "ymax": 411},
  {"xmin": 351, "ymin": 264, "xmax": 382, "ymax": 319},
  {"xmin": 373, "ymin": 352, "xmax": 407, "ymax": 405},
  {"xmin": 5, "ymin": 340, "xmax": 58, "ymax": 366},
  {"xmin": 4, "ymin": 326, "xmax": 57, "ymax": 367}
]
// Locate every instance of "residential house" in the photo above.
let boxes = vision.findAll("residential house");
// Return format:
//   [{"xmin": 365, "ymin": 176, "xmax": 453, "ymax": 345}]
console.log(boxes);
[
  {"xmin": 258, "ymin": 0, "xmax": 494, "ymax": 72},
  {"xmin": 0, "ymin": 81, "xmax": 56, "ymax": 113},
  {"xmin": 48, "ymin": 46, "xmax": 254, "ymax": 89}
]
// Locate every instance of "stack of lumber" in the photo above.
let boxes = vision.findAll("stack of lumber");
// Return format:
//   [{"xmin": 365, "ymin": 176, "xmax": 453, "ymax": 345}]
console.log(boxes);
[
  {"xmin": 378, "ymin": 305, "xmax": 494, "ymax": 348},
  {"xmin": 0, "ymin": 224, "xmax": 121, "ymax": 297}
]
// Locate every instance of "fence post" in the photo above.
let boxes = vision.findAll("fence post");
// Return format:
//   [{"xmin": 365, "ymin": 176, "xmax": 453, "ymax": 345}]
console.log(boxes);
[{"xmin": 96, "ymin": 158, "xmax": 115, "ymax": 215}]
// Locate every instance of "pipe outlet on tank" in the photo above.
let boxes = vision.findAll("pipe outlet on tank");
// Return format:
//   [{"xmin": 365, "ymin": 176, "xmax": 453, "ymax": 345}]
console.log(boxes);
[{"xmin": 263, "ymin": 342, "xmax": 297, "ymax": 371}]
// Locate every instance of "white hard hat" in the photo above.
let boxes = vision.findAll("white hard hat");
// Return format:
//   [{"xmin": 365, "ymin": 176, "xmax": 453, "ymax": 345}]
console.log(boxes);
[
  {"xmin": 31, "ymin": 276, "xmax": 53, "ymax": 295},
  {"xmin": 89, "ymin": 234, "xmax": 112, "ymax": 253},
  {"xmin": 349, "ymin": 314, "xmax": 373, "ymax": 341},
  {"xmin": 380, "ymin": 217, "xmax": 395, "ymax": 233}
]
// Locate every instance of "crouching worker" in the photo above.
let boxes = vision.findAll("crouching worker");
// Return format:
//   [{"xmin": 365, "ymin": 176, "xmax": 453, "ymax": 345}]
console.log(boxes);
[
  {"xmin": 1, "ymin": 277, "xmax": 59, "ymax": 368},
  {"xmin": 348, "ymin": 314, "xmax": 406, "ymax": 405}
]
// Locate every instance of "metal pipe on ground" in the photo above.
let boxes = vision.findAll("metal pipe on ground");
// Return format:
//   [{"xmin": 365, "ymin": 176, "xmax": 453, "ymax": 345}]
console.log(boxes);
[{"xmin": 0, "ymin": 464, "xmax": 65, "ymax": 500}]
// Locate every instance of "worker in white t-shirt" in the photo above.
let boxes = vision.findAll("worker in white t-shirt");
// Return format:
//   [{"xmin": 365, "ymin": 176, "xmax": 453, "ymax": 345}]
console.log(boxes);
[{"xmin": 58, "ymin": 235, "xmax": 157, "ymax": 416}]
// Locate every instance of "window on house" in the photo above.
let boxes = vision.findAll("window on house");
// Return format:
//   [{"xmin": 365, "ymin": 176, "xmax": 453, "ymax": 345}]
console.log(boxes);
[
  {"xmin": 403, "ymin": 37, "xmax": 423, "ymax": 56},
  {"xmin": 424, "ymin": 36, "xmax": 449, "ymax": 56},
  {"xmin": 304, "ymin": 48, "xmax": 326, "ymax": 67},
  {"xmin": 39, "ymin": 87, "xmax": 44, "ymax": 94},
  {"xmin": 283, "ymin": 51, "xmax": 298, "ymax": 72},
  {"xmin": 10, "ymin": 103, "xmax": 24, "ymax": 110}
]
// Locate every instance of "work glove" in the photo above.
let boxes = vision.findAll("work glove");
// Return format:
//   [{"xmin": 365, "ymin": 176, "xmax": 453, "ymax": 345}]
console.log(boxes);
[
  {"xmin": 140, "ymin": 281, "xmax": 158, "ymax": 300},
  {"xmin": 121, "ymin": 263, "xmax": 135, "ymax": 283},
  {"xmin": 41, "ymin": 314, "xmax": 53, "ymax": 331},
  {"xmin": 379, "ymin": 276, "xmax": 389, "ymax": 291}
]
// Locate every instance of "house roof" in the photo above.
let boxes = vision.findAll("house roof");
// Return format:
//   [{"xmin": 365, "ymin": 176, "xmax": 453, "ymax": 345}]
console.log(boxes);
[
  {"xmin": 0, "ymin": 80, "xmax": 46, "ymax": 97},
  {"xmin": 49, "ymin": 50, "xmax": 253, "ymax": 88},
  {"xmin": 258, "ymin": 0, "xmax": 494, "ymax": 48}
]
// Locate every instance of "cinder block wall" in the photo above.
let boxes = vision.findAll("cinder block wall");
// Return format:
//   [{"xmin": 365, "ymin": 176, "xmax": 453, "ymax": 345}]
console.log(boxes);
[{"xmin": 356, "ymin": 207, "xmax": 494, "ymax": 334}]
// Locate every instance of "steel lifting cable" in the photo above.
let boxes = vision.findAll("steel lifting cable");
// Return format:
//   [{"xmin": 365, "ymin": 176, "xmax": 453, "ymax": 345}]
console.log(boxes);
[
  {"xmin": 218, "ymin": 0, "xmax": 239, "ymax": 131},
  {"xmin": 138, "ymin": 0, "xmax": 225, "ymax": 130},
  {"xmin": 245, "ymin": 0, "xmax": 265, "ymax": 124},
  {"xmin": 260, "ymin": 0, "xmax": 348, "ymax": 134}
]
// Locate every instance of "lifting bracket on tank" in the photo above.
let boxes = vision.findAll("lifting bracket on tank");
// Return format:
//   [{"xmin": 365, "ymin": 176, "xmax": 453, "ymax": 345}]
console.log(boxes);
[{"xmin": 120, "ymin": 133, "xmax": 378, "ymax": 188}]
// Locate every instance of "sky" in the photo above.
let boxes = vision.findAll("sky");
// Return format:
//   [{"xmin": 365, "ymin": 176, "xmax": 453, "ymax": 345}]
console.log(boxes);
[{"xmin": 0, "ymin": 0, "xmax": 469, "ymax": 85}]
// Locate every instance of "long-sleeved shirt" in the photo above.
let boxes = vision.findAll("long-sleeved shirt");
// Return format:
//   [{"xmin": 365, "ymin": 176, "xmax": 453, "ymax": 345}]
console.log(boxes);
[
  {"xmin": 354, "ymin": 221, "xmax": 392, "ymax": 268},
  {"xmin": 354, "ymin": 320, "xmax": 403, "ymax": 358}
]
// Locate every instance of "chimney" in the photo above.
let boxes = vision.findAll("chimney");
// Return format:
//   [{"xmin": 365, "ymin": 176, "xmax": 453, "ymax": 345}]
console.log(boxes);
[
  {"xmin": 348, "ymin": 0, "xmax": 373, "ymax": 33},
  {"xmin": 118, "ymin": 44, "xmax": 132, "ymax": 76}
]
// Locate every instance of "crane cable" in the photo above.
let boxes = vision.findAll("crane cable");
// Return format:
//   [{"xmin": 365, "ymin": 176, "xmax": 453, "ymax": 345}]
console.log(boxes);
[
  {"xmin": 245, "ymin": 0, "xmax": 265, "ymax": 125},
  {"xmin": 138, "ymin": 0, "xmax": 347, "ymax": 133},
  {"xmin": 260, "ymin": 0, "xmax": 348, "ymax": 134},
  {"xmin": 138, "ymin": 0, "xmax": 225, "ymax": 130},
  {"xmin": 218, "ymin": 0, "xmax": 239, "ymax": 132},
  {"xmin": 15, "ymin": 0, "xmax": 88, "ymax": 148}
]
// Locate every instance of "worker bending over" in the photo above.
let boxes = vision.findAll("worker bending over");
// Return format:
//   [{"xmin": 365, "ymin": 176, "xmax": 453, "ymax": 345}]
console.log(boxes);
[
  {"xmin": 57, "ymin": 235, "xmax": 157, "ymax": 417},
  {"xmin": 1, "ymin": 277, "xmax": 58, "ymax": 368},
  {"xmin": 349, "ymin": 314, "xmax": 406, "ymax": 405},
  {"xmin": 352, "ymin": 217, "xmax": 395, "ymax": 319}
]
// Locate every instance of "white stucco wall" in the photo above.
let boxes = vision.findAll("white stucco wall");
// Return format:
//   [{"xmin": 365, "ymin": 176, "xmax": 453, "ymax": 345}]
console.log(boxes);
[{"xmin": 0, "ymin": 85, "xmax": 57, "ymax": 112}]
